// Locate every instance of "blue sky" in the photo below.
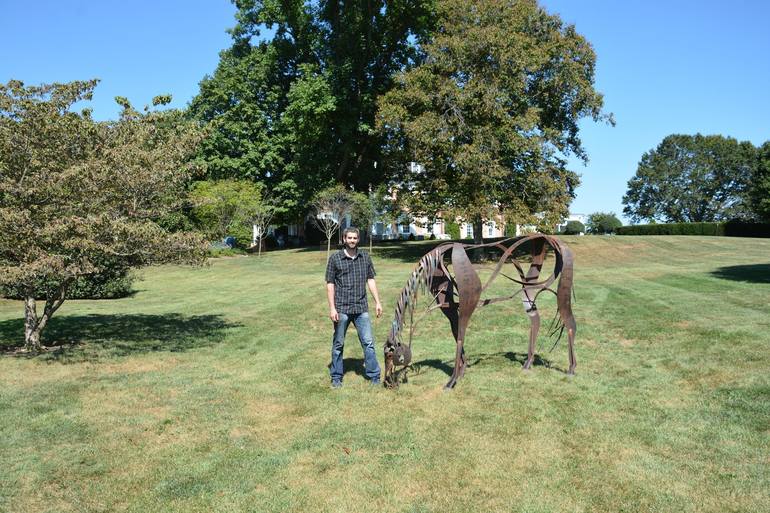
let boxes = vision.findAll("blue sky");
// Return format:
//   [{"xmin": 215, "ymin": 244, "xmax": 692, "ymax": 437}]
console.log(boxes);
[{"xmin": 2, "ymin": 0, "xmax": 768, "ymax": 222}]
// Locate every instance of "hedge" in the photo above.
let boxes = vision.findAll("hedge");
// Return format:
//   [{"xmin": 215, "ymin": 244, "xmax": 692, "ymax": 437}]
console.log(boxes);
[
  {"xmin": 616, "ymin": 221, "xmax": 770, "ymax": 238},
  {"xmin": 724, "ymin": 221, "xmax": 770, "ymax": 238}
]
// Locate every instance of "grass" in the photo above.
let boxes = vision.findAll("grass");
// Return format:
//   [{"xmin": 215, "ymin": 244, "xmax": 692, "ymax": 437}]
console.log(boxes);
[{"xmin": 1, "ymin": 236, "xmax": 768, "ymax": 513}]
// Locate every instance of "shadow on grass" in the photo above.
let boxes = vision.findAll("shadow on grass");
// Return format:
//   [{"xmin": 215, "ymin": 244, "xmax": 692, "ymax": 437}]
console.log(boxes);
[
  {"xmin": 413, "ymin": 351, "xmax": 568, "ymax": 376},
  {"xmin": 502, "ymin": 351, "xmax": 567, "ymax": 373},
  {"xmin": 711, "ymin": 264, "xmax": 770, "ymax": 284},
  {"xmin": 325, "ymin": 357, "xmax": 375, "ymax": 380},
  {"xmin": 0, "ymin": 313, "xmax": 239, "ymax": 361},
  {"xmin": 369, "ymin": 242, "xmax": 447, "ymax": 262},
  {"xmin": 298, "ymin": 240, "xmax": 446, "ymax": 262},
  {"xmin": 299, "ymin": 239, "xmax": 543, "ymax": 264}
]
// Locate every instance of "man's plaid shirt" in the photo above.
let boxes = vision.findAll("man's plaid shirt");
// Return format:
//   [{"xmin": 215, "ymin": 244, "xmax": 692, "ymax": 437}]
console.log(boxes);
[{"xmin": 325, "ymin": 248, "xmax": 376, "ymax": 314}]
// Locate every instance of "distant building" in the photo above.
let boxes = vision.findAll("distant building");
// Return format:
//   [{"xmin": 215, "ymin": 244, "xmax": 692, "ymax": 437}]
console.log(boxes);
[{"xmin": 555, "ymin": 213, "xmax": 587, "ymax": 234}]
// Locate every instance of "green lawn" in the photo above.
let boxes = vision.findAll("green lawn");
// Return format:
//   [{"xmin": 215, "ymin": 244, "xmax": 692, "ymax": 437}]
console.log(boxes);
[{"xmin": 1, "ymin": 236, "xmax": 768, "ymax": 513}]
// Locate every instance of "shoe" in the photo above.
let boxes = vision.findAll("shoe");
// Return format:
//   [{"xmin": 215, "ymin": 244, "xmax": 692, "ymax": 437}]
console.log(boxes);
[
  {"xmin": 369, "ymin": 379, "xmax": 381, "ymax": 387},
  {"xmin": 331, "ymin": 380, "xmax": 343, "ymax": 389}
]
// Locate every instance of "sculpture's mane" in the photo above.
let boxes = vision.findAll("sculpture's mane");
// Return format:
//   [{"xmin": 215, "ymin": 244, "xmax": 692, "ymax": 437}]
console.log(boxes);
[{"xmin": 389, "ymin": 247, "xmax": 444, "ymax": 346}]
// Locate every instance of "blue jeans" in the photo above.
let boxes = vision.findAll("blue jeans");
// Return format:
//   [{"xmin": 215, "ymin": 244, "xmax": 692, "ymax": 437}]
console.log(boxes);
[{"xmin": 330, "ymin": 312, "xmax": 381, "ymax": 382}]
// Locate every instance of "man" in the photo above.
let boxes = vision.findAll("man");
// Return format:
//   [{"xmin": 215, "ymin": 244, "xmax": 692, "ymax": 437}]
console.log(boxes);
[{"xmin": 325, "ymin": 227, "xmax": 383, "ymax": 388}]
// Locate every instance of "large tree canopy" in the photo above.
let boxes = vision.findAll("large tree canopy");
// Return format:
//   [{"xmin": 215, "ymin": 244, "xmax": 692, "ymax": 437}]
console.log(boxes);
[
  {"xmin": 377, "ymin": 0, "xmax": 609, "ymax": 242},
  {"xmin": 623, "ymin": 134, "xmax": 756, "ymax": 223},
  {"xmin": 0, "ymin": 80, "xmax": 208, "ymax": 352},
  {"xmin": 189, "ymin": 0, "xmax": 435, "ymax": 219}
]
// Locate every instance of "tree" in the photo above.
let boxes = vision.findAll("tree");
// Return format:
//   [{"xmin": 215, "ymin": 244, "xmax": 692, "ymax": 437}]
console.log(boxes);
[
  {"xmin": 311, "ymin": 185, "xmax": 357, "ymax": 260},
  {"xmin": 623, "ymin": 134, "xmax": 756, "ymax": 223},
  {"xmin": 190, "ymin": 179, "xmax": 267, "ymax": 247},
  {"xmin": 0, "ymin": 80, "xmax": 208, "ymax": 353},
  {"xmin": 586, "ymin": 212, "xmax": 622, "ymax": 234},
  {"xmin": 249, "ymin": 201, "xmax": 277, "ymax": 257},
  {"xmin": 190, "ymin": 0, "xmax": 436, "ymax": 217},
  {"xmin": 189, "ymin": 49, "xmax": 323, "ymax": 220},
  {"xmin": 750, "ymin": 141, "xmax": 770, "ymax": 222},
  {"xmin": 377, "ymin": 0, "xmax": 609, "ymax": 244}
]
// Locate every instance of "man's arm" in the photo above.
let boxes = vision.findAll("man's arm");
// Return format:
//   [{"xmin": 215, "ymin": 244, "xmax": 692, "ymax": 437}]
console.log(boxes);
[
  {"xmin": 367, "ymin": 278, "xmax": 383, "ymax": 318},
  {"xmin": 326, "ymin": 282, "xmax": 339, "ymax": 322}
]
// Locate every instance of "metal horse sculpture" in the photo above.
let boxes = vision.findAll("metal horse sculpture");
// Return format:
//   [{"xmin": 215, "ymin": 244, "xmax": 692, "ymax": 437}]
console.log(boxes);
[{"xmin": 383, "ymin": 233, "xmax": 576, "ymax": 390}]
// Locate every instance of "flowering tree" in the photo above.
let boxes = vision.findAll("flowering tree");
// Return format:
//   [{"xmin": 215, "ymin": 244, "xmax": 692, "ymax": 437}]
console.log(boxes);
[
  {"xmin": 311, "ymin": 185, "xmax": 355, "ymax": 260},
  {"xmin": 249, "ymin": 201, "xmax": 277, "ymax": 256}
]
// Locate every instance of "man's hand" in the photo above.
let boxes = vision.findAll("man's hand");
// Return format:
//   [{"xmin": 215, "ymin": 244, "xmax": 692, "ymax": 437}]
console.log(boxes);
[
  {"xmin": 326, "ymin": 283, "xmax": 338, "ymax": 322},
  {"xmin": 367, "ymin": 278, "xmax": 383, "ymax": 318}
]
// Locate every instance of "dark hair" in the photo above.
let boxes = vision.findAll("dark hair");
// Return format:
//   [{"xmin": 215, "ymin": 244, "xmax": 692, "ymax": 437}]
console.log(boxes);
[{"xmin": 342, "ymin": 227, "xmax": 360, "ymax": 238}]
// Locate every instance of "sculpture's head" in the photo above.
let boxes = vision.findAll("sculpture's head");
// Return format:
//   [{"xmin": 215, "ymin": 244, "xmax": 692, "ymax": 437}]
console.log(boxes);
[{"xmin": 383, "ymin": 334, "xmax": 412, "ymax": 388}]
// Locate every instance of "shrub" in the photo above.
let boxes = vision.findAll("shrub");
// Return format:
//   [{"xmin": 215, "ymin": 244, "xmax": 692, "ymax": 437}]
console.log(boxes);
[
  {"xmin": 587, "ymin": 212, "xmax": 622, "ymax": 234},
  {"xmin": 228, "ymin": 223, "xmax": 253, "ymax": 248},
  {"xmin": 446, "ymin": 221, "xmax": 461, "ymax": 240},
  {"xmin": 68, "ymin": 270, "xmax": 136, "ymax": 299},
  {"xmin": 563, "ymin": 220, "xmax": 585, "ymax": 235},
  {"xmin": 2, "ymin": 267, "xmax": 136, "ymax": 300}
]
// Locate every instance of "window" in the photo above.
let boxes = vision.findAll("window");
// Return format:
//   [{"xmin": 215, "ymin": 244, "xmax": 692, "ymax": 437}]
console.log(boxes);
[
  {"xmin": 465, "ymin": 224, "xmax": 473, "ymax": 238},
  {"xmin": 488, "ymin": 221, "xmax": 495, "ymax": 237}
]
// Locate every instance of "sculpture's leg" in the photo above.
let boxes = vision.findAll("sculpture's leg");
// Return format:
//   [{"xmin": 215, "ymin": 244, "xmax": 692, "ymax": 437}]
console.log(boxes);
[
  {"xmin": 521, "ymin": 238, "xmax": 545, "ymax": 370},
  {"xmin": 445, "ymin": 322, "xmax": 468, "ymax": 390},
  {"xmin": 555, "ymin": 243, "xmax": 576, "ymax": 376},
  {"xmin": 446, "ymin": 244, "xmax": 482, "ymax": 389},
  {"xmin": 523, "ymin": 305, "xmax": 540, "ymax": 371},
  {"xmin": 565, "ymin": 314, "xmax": 577, "ymax": 375},
  {"xmin": 383, "ymin": 349, "xmax": 396, "ymax": 387},
  {"xmin": 440, "ymin": 306, "xmax": 464, "ymax": 388},
  {"xmin": 438, "ymin": 287, "xmax": 470, "ymax": 389}
]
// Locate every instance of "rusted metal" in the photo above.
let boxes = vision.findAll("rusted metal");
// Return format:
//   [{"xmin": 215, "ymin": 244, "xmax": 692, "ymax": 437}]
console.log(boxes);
[{"xmin": 383, "ymin": 233, "xmax": 576, "ymax": 390}]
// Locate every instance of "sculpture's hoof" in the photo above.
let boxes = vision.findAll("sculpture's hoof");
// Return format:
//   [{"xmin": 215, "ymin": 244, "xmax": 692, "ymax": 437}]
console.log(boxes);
[{"xmin": 567, "ymin": 370, "xmax": 576, "ymax": 377}]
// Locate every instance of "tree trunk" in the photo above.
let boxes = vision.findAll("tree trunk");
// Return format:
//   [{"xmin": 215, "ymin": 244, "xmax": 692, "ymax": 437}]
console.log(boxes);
[
  {"xmin": 472, "ymin": 218, "xmax": 487, "ymax": 262},
  {"xmin": 24, "ymin": 296, "xmax": 41, "ymax": 353},
  {"xmin": 369, "ymin": 228, "xmax": 373, "ymax": 253},
  {"xmin": 22, "ymin": 282, "xmax": 69, "ymax": 353},
  {"xmin": 326, "ymin": 238, "xmax": 332, "ymax": 262},
  {"xmin": 473, "ymin": 218, "xmax": 484, "ymax": 244}
]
